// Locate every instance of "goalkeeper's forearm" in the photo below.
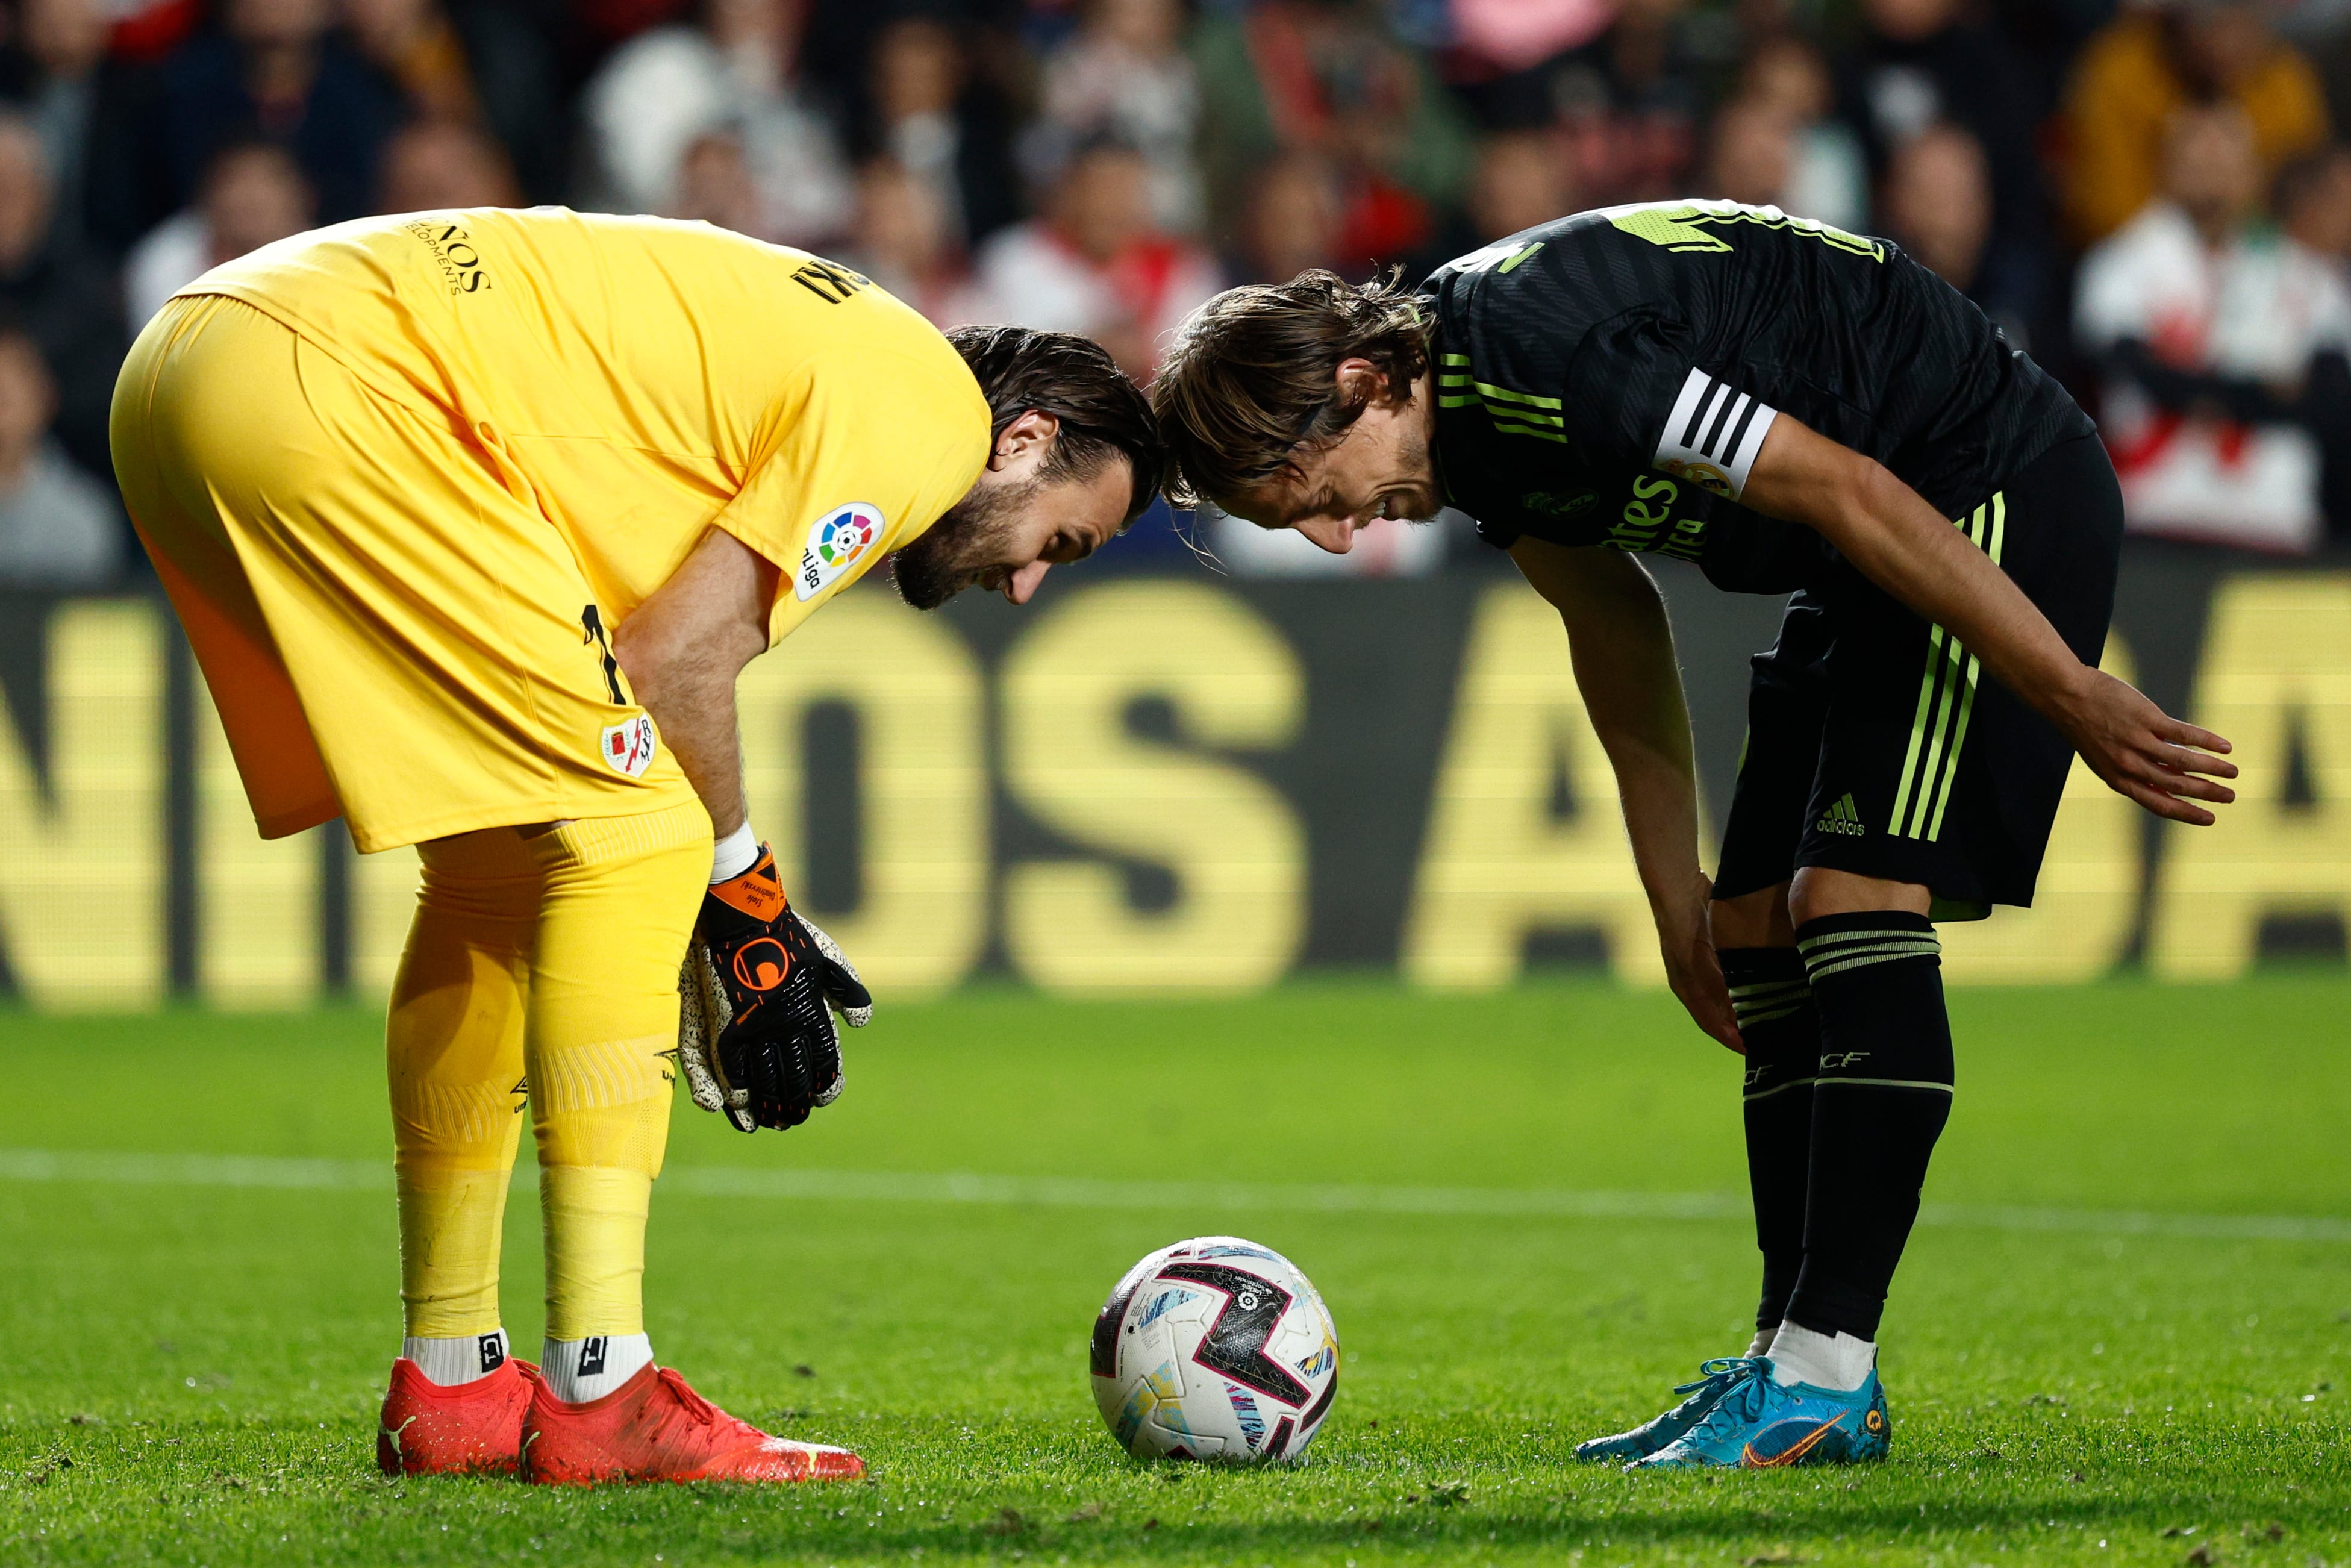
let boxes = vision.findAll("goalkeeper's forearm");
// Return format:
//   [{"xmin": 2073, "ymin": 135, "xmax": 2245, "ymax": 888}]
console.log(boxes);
[{"xmin": 613, "ymin": 528, "xmax": 774, "ymax": 837}]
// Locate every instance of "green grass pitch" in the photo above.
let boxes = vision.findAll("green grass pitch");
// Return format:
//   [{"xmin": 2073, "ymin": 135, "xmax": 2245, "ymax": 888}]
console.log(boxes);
[{"xmin": 1, "ymin": 978, "xmax": 2346, "ymax": 1566}]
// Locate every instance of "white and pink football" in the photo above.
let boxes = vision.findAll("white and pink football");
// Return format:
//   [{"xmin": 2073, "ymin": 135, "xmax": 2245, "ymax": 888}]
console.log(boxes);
[{"xmin": 1088, "ymin": 1236, "xmax": 1340, "ymax": 1464}]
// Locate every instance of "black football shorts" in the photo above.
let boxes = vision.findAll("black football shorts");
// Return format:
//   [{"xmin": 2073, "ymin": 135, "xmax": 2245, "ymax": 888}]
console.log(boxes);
[{"xmin": 1711, "ymin": 433, "xmax": 2124, "ymax": 917}]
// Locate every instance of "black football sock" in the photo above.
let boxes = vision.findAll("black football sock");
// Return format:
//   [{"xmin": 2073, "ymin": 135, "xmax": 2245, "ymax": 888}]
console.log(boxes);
[
  {"xmin": 1719, "ymin": 945, "xmax": 1817, "ymax": 1337},
  {"xmin": 1784, "ymin": 911, "xmax": 1953, "ymax": 1343}
]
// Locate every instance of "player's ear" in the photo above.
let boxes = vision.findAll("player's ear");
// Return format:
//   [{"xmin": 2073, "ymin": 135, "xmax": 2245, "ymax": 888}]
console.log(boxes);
[
  {"xmin": 1332, "ymin": 358, "xmax": 1384, "ymax": 403},
  {"xmin": 991, "ymin": 408, "xmax": 1061, "ymax": 469}
]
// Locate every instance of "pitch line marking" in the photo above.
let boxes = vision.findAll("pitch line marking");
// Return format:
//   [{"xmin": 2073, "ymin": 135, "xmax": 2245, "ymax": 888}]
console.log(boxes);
[{"xmin": 2, "ymin": 1148, "xmax": 2345, "ymax": 1245}]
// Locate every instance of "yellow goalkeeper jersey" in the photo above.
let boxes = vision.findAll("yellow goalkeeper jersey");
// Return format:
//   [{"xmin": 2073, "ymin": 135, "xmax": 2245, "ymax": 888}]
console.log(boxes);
[
  {"xmin": 192, "ymin": 207, "xmax": 991, "ymax": 645},
  {"xmin": 114, "ymin": 209, "xmax": 990, "ymax": 849}
]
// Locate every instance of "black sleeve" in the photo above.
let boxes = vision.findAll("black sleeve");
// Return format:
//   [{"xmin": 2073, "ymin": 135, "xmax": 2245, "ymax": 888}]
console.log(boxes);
[{"xmin": 1563, "ymin": 310, "xmax": 1782, "ymax": 501}]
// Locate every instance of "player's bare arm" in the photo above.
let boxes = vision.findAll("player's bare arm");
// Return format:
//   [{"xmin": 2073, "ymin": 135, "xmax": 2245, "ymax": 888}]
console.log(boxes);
[
  {"xmin": 612, "ymin": 528, "xmax": 775, "ymax": 838},
  {"xmin": 1738, "ymin": 418, "xmax": 2238, "ymax": 826},
  {"xmin": 612, "ymin": 410, "xmax": 1135, "ymax": 841},
  {"xmin": 1510, "ymin": 539, "xmax": 1740, "ymax": 1052}
]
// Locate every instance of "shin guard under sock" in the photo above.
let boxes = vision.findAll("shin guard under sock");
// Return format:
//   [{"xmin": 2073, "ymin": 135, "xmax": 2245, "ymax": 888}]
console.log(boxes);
[
  {"xmin": 1720, "ymin": 946, "xmax": 1818, "ymax": 1333},
  {"xmin": 1785, "ymin": 911, "xmax": 1953, "ymax": 1342}
]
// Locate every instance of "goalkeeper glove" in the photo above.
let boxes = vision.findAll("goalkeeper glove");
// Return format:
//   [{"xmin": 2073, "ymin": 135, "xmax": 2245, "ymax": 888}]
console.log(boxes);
[{"xmin": 676, "ymin": 845, "xmax": 872, "ymax": 1134}]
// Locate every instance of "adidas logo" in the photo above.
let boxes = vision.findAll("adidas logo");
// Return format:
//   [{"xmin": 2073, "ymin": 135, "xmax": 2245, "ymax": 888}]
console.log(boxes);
[{"xmin": 1816, "ymin": 793, "xmax": 1867, "ymax": 837}]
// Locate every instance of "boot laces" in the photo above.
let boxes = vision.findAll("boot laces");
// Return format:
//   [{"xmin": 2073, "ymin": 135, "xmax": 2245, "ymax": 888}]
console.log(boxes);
[
  {"xmin": 1679, "ymin": 1360, "xmax": 1772, "ymax": 1439},
  {"xmin": 1672, "ymin": 1356, "xmax": 1764, "ymax": 1399},
  {"xmin": 657, "ymin": 1369, "xmax": 758, "ymax": 1440}
]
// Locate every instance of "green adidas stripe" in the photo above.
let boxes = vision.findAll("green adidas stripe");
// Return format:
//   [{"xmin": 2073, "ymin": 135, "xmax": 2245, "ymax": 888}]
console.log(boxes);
[
  {"xmin": 1439, "ymin": 387, "xmax": 1570, "ymax": 443},
  {"xmin": 1889, "ymin": 493, "xmax": 2005, "ymax": 842},
  {"xmin": 1923, "ymin": 493, "xmax": 2003, "ymax": 840}
]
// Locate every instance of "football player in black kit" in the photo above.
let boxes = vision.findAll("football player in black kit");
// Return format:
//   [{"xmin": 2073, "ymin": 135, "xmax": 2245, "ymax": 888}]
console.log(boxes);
[{"xmin": 1149, "ymin": 200, "xmax": 2239, "ymax": 1468}]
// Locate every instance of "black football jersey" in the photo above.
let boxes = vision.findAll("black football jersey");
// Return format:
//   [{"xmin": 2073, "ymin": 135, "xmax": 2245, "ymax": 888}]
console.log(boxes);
[{"xmin": 1422, "ymin": 200, "xmax": 2092, "ymax": 593}]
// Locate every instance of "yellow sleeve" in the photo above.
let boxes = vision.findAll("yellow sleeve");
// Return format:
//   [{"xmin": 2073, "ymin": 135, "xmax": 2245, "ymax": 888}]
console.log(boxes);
[{"xmin": 708, "ymin": 344, "xmax": 991, "ymax": 646}]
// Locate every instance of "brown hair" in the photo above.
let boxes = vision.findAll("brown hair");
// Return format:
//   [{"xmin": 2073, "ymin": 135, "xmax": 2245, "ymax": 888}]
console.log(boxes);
[
  {"xmin": 946, "ymin": 324, "xmax": 1166, "ymax": 524},
  {"xmin": 1149, "ymin": 269, "xmax": 1431, "ymax": 508}
]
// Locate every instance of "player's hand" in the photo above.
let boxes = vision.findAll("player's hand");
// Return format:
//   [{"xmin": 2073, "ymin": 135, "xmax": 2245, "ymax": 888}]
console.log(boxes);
[
  {"xmin": 676, "ymin": 846, "xmax": 873, "ymax": 1133},
  {"xmin": 1659, "ymin": 875, "xmax": 1742, "ymax": 1054},
  {"xmin": 2059, "ymin": 669, "xmax": 2237, "ymax": 826}
]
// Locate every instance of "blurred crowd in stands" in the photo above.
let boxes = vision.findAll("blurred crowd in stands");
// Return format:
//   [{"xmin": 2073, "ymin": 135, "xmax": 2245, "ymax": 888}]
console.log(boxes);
[{"xmin": 4, "ymin": 0, "xmax": 2351, "ymax": 584}]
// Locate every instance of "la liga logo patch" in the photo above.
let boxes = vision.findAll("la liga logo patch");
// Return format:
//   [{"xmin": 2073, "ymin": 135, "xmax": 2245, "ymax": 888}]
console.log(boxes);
[
  {"xmin": 599, "ymin": 713, "xmax": 657, "ymax": 778},
  {"xmin": 796, "ymin": 502, "xmax": 884, "ymax": 602}
]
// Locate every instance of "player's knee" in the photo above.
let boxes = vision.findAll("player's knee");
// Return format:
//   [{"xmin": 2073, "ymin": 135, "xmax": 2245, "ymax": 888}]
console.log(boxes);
[
  {"xmin": 531, "ymin": 1036, "xmax": 675, "ymax": 1175},
  {"xmin": 1709, "ymin": 881, "xmax": 1792, "ymax": 950},
  {"xmin": 1786, "ymin": 867, "xmax": 1931, "ymax": 928}
]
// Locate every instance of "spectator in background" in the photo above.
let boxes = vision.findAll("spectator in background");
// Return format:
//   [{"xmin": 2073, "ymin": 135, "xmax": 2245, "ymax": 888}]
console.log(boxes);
[
  {"xmin": 0, "ymin": 114, "xmax": 119, "ymax": 481},
  {"xmin": 376, "ymin": 119, "xmax": 519, "ymax": 212},
  {"xmin": 1232, "ymin": 149, "xmax": 1349, "ymax": 284},
  {"xmin": 1026, "ymin": 0, "xmax": 1201, "ymax": 234},
  {"xmin": 340, "ymin": 0, "xmax": 478, "ymax": 126},
  {"xmin": 1882, "ymin": 122, "xmax": 2050, "ymax": 352},
  {"xmin": 0, "ymin": 0, "xmax": 113, "ymax": 250},
  {"xmin": 2061, "ymin": 0, "xmax": 2331, "ymax": 248},
  {"xmin": 1837, "ymin": 0, "xmax": 2050, "ymax": 253},
  {"xmin": 583, "ymin": 0, "xmax": 852, "ymax": 246},
  {"xmin": 841, "ymin": 155, "xmax": 980, "ymax": 325},
  {"xmin": 124, "ymin": 139, "xmax": 311, "ymax": 324},
  {"xmin": 1700, "ymin": 95, "xmax": 1796, "ymax": 211},
  {"xmin": 1409, "ymin": 129, "xmax": 1577, "ymax": 280},
  {"xmin": 2278, "ymin": 142, "xmax": 2351, "ymax": 536},
  {"xmin": 2280, "ymin": 140, "xmax": 2351, "ymax": 264},
  {"xmin": 1193, "ymin": 0, "xmax": 1472, "ymax": 270},
  {"xmin": 967, "ymin": 135, "xmax": 1217, "ymax": 380},
  {"xmin": 2076, "ymin": 105, "xmax": 2351, "ymax": 554},
  {"xmin": 855, "ymin": 14, "xmax": 1020, "ymax": 251},
  {"xmin": 0, "ymin": 323, "xmax": 119, "ymax": 588},
  {"xmin": 1552, "ymin": 0, "xmax": 1709, "ymax": 207},
  {"xmin": 151, "ymin": 0, "xmax": 404, "ymax": 226},
  {"xmin": 1740, "ymin": 33, "xmax": 1867, "ymax": 232},
  {"xmin": 670, "ymin": 129, "xmax": 763, "ymax": 235}
]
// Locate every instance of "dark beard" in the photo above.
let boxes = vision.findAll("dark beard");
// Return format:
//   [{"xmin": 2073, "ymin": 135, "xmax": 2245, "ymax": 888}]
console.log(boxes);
[{"xmin": 891, "ymin": 475, "xmax": 1037, "ymax": 610}]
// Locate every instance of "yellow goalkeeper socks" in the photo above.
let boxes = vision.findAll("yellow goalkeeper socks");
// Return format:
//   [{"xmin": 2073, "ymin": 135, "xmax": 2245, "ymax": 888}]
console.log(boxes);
[{"xmin": 388, "ymin": 804, "xmax": 708, "ymax": 1372}]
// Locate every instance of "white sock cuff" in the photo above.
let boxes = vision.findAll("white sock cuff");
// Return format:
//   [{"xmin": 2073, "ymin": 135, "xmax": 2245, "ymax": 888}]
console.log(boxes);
[
  {"xmin": 1769, "ymin": 1321, "xmax": 1876, "ymax": 1390},
  {"xmin": 711, "ymin": 822, "xmax": 760, "ymax": 883},
  {"xmin": 540, "ymin": 1333, "xmax": 654, "ymax": 1404},
  {"xmin": 402, "ymin": 1329, "xmax": 509, "ymax": 1387},
  {"xmin": 1745, "ymin": 1324, "xmax": 1779, "ymax": 1358}
]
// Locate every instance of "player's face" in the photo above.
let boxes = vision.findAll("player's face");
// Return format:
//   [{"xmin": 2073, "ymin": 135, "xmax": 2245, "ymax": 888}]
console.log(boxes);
[
  {"xmin": 1223, "ymin": 363, "xmax": 1441, "ymax": 552},
  {"xmin": 891, "ymin": 423, "xmax": 1132, "ymax": 610}
]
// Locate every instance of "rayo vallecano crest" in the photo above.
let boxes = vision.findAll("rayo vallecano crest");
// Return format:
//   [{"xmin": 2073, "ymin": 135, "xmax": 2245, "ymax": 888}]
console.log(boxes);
[{"xmin": 599, "ymin": 713, "xmax": 657, "ymax": 778}]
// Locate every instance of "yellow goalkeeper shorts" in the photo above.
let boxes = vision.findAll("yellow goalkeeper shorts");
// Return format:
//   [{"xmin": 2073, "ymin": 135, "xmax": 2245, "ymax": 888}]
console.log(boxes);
[{"xmin": 110, "ymin": 292, "xmax": 698, "ymax": 852}]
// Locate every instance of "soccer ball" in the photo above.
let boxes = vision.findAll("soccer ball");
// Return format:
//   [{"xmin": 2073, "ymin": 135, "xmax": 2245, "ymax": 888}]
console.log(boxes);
[{"xmin": 1088, "ymin": 1236, "xmax": 1340, "ymax": 1463}]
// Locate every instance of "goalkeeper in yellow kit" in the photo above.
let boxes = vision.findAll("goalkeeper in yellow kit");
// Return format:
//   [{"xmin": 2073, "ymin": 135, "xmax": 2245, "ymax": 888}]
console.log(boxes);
[{"xmin": 110, "ymin": 208, "xmax": 1163, "ymax": 1485}]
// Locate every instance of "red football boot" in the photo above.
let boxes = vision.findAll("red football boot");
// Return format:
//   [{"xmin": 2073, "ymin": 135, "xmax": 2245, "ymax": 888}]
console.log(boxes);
[
  {"xmin": 376, "ymin": 1357, "xmax": 539, "ymax": 1476},
  {"xmin": 521, "ymin": 1363, "xmax": 865, "ymax": 1485}
]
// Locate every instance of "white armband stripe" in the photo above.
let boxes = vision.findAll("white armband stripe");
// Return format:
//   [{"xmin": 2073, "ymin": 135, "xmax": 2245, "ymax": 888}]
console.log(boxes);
[{"xmin": 1654, "ymin": 366, "xmax": 1779, "ymax": 499}]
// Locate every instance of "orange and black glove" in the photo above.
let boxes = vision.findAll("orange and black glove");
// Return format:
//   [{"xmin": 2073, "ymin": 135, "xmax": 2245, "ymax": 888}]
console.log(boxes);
[{"xmin": 676, "ymin": 846, "xmax": 872, "ymax": 1134}]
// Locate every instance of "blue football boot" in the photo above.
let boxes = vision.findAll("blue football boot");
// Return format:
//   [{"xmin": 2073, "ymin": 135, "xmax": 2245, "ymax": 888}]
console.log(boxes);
[
  {"xmin": 1573, "ymin": 1357, "xmax": 1771, "ymax": 1463},
  {"xmin": 1629, "ymin": 1361, "xmax": 1891, "ymax": 1469}
]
